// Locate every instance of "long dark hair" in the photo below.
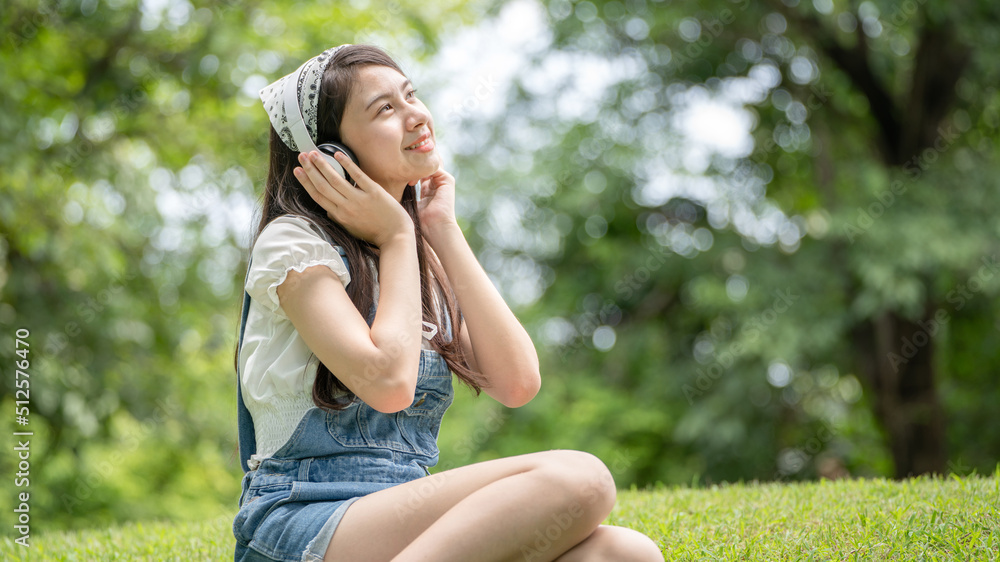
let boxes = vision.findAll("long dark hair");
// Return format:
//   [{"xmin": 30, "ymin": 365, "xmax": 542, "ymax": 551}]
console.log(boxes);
[{"xmin": 236, "ymin": 44, "xmax": 486, "ymax": 410}]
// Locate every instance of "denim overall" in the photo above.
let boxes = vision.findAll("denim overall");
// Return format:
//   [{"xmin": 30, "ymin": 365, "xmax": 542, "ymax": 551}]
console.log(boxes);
[{"xmin": 232, "ymin": 247, "xmax": 454, "ymax": 562}]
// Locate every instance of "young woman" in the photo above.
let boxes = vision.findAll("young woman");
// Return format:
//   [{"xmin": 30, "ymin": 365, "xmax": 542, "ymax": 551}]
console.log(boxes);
[{"xmin": 233, "ymin": 43, "xmax": 663, "ymax": 562}]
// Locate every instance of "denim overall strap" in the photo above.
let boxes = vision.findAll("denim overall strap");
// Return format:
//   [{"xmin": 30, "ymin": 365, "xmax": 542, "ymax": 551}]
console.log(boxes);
[
  {"xmin": 236, "ymin": 244, "xmax": 355, "ymax": 474},
  {"xmin": 236, "ymin": 256, "xmax": 257, "ymax": 474}
]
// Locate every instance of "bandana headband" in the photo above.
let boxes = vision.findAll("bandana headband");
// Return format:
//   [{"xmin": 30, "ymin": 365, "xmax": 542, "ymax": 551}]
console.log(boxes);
[
  {"xmin": 259, "ymin": 44, "xmax": 352, "ymax": 154},
  {"xmin": 257, "ymin": 43, "xmax": 424, "ymax": 203}
]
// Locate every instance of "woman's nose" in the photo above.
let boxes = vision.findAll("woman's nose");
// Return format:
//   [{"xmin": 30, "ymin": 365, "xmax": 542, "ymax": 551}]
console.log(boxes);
[{"xmin": 407, "ymin": 103, "xmax": 431, "ymax": 128}]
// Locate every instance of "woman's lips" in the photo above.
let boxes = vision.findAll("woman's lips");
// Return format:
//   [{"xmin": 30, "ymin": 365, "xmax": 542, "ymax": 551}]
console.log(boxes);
[{"xmin": 405, "ymin": 136, "xmax": 435, "ymax": 153}]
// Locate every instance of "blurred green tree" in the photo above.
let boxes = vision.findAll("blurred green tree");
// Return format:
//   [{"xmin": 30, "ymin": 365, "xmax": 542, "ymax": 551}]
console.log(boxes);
[
  {"xmin": 0, "ymin": 0, "xmax": 485, "ymax": 531},
  {"xmin": 443, "ymin": 0, "xmax": 999, "ymax": 482}
]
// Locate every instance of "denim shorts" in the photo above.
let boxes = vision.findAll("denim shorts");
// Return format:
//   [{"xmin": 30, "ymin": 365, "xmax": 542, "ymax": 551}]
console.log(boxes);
[{"xmin": 233, "ymin": 348, "xmax": 455, "ymax": 561}]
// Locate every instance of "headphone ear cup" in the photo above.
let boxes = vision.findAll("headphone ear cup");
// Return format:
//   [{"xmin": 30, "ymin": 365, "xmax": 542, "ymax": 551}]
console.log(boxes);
[{"xmin": 316, "ymin": 143, "xmax": 360, "ymax": 186}]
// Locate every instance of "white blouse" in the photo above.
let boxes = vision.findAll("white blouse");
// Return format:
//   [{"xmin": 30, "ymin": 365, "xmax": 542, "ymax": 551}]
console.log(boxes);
[{"xmin": 238, "ymin": 214, "xmax": 441, "ymax": 470}]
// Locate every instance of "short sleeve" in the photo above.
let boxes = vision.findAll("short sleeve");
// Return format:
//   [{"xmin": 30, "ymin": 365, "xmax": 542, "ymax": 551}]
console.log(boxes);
[{"xmin": 245, "ymin": 215, "xmax": 351, "ymax": 319}]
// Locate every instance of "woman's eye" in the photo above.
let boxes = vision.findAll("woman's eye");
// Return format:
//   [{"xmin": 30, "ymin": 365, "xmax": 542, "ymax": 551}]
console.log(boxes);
[{"xmin": 379, "ymin": 90, "xmax": 418, "ymax": 114}]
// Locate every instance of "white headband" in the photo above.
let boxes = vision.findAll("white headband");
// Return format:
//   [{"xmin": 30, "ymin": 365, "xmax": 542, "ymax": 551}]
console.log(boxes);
[
  {"xmin": 258, "ymin": 44, "xmax": 352, "ymax": 154},
  {"xmin": 257, "ymin": 43, "xmax": 424, "ymax": 201}
]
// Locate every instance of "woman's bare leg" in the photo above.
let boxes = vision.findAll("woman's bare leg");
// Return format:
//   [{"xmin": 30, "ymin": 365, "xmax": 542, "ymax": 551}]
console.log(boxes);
[
  {"xmin": 553, "ymin": 525, "xmax": 664, "ymax": 561},
  {"xmin": 324, "ymin": 449, "xmax": 619, "ymax": 562}
]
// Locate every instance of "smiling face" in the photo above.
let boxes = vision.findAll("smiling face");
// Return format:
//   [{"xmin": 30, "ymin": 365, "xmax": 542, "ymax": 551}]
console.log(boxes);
[{"xmin": 338, "ymin": 65, "xmax": 439, "ymax": 202}]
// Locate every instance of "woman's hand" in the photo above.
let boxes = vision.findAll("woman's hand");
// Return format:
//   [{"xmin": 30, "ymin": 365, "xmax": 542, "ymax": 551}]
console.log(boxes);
[
  {"xmin": 416, "ymin": 165, "xmax": 459, "ymax": 233},
  {"xmin": 294, "ymin": 151, "xmax": 413, "ymax": 248}
]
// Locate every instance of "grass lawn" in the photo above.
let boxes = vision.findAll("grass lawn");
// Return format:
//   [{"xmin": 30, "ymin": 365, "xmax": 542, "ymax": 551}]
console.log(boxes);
[{"xmin": 2, "ymin": 471, "xmax": 997, "ymax": 560}]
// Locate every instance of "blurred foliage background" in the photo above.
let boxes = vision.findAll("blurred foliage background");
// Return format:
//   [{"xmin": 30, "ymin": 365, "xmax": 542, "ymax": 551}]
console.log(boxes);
[{"xmin": 1, "ymin": 0, "xmax": 998, "ymax": 535}]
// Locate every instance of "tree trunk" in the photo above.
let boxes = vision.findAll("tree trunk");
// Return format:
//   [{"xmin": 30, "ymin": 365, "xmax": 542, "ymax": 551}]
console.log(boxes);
[
  {"xmin": 769, "ymin": 0, "xmax": 968, "ymax": 479},
  {"xmin": 851, "ymin": 308, "xmax": 948, "ymax": 478}
]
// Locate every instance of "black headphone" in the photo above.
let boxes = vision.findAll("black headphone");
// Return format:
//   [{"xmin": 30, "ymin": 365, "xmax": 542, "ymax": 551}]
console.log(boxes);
[{"xmin": 316, "ymin": 142, "xmax": 361, "ymax": 187}]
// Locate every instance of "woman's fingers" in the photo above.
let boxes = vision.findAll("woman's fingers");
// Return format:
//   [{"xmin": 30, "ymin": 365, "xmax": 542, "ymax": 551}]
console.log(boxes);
[
  {"xmin": 306, "ymin": 151, "xmax": 348, "ymax": 192},
  {"xmin": 330, "ymin": 151, "xmax": 371, "ymax": 193},
  {"xmin": 295, "ymin": 150, "xmax": 410, "ymax": 247},
  {"xmin": 299, "ymin": 152, "xmax": 347, "ymax": 205},
  {"xmin": 293, "ymin": 164, "xmax": 317, "ymax": 195},
  {"xmin": 299, "ymin": 152, "xmax": 336, "ymax": 195},
  {"xmin": 294, "ymin": 166, "xmax": 330, "ymax": 208}
]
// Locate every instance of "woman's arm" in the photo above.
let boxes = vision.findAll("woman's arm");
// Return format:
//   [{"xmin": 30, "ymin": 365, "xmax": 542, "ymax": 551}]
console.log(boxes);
[
  {"xmin": 277, "ymin": 228, "xmax": 423, "ymax": 413},
  {"xmin": 280, "ymin": 151, "xmax": 426, "ymax": 413},
  {"xmin": 423, "ymin": 221, "xmax": 541, "ymax": 407}
]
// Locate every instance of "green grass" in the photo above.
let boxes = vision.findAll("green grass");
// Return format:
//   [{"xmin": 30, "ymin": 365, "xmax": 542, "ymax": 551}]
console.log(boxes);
[
  {"xmin": 613, "ymin": 472, "xmax": 1000, "ymax": 561},
  {"xmin": 3, "ymin": 472, "xmax": 998, "ymax": 560}
]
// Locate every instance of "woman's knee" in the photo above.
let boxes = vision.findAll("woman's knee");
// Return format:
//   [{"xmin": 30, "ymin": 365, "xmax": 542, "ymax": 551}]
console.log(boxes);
[
  {"xmin": 533, "ymin": 450, "xmax": 617, "ymax": 522},
  {"xmin": 585, "ymin": 525, "xmax": 664, "ymax": 562}
]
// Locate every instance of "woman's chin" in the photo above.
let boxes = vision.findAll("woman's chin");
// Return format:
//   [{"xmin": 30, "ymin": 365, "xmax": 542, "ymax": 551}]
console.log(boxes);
[{"xmin": 411, "ymin": 158, "xmax": 441, "ymax": 182}]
